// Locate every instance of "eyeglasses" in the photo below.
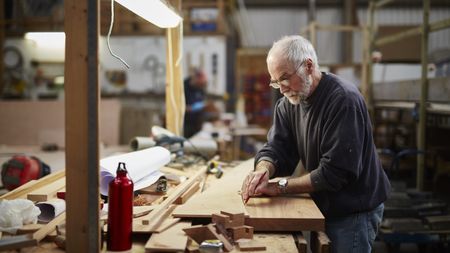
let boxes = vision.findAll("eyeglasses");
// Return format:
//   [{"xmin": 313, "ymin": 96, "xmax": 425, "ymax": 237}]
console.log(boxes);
[
  {"xmin": 269, "ymin": 72, "xmax": 295, "ymax": 89},
  {"xmin": 268, "ymin": 61, "xmax": 305, "ymax": 89}
]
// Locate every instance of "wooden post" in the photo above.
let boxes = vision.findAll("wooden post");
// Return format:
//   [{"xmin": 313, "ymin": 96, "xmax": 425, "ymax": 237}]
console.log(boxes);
[
  {"xmin": 165, "ymin": 0, "xmax": 184, "ymax": 136},
  {"xmin": 365, "ymin": 0, "xmax": 376, "ymax": 119},
  {"xmin": 0, "ymin": 0, "xmax": 4, "ymax": 97},
  {"xmin": 64, "ymin": 0, "xmax": 100, "ymax": 252},
  {"xmin": 310, "ymin": 21, "xmax": 317, "ymax": 49},
  {"xmin": 417, "ymin": 0, "xmax": 430, "ymax": 190},
  {"xmin": 342, "ymin": 0, "xmax": 356, "ymax": 64},
  {"xmin": 361, "ymin": 26, "xmax": 369, "ymax": 104}
]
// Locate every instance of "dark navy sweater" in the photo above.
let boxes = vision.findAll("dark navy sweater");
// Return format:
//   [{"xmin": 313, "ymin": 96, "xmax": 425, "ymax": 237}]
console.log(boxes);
[{"xmin": 255, "ymin": 72, "xmax": 391, "ymax": 218}]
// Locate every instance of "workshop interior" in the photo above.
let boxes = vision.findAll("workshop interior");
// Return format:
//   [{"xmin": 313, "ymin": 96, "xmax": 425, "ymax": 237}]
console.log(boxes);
[{"xmin": 0, "ymin": 0, "xmax": 449, "ymax": 252}]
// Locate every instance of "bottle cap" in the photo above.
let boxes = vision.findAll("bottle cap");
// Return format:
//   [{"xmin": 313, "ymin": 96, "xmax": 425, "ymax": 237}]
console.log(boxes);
[{"xmin": 117, "ymin": 162, "xmax": 127, "ymax": 173}]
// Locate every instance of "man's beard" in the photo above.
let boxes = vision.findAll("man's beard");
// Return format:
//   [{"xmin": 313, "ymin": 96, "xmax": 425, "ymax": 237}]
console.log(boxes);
[{"xmin": 285, "ymin": 70, "xmax": 312, "ymax": 105}]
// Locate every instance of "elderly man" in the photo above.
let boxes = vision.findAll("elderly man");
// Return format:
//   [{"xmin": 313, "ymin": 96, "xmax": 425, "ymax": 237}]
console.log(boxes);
[{"xmin": 241, "ymin": 35, "xmax": 390, "ymax": 253}]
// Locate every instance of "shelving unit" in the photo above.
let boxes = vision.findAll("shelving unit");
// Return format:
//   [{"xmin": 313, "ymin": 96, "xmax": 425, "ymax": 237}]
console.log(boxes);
[{"xmin": 367, "ymin": 0, "xmax": 450, "ymax": 190}]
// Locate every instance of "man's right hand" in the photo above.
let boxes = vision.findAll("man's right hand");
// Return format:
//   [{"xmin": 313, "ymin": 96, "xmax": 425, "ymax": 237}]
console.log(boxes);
[{"xmin": 241, "ymin": 161, "xmax": 274, "ymax": 204}]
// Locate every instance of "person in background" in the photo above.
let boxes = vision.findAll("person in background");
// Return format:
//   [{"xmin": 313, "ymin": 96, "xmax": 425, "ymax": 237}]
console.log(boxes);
[
  {"xmin": 184, "ymin": 67, "xmax": 208, "ymax": 138},
  {"xmin": 241, "ymin": 35, "xmax": 391, "ymax": 253}
]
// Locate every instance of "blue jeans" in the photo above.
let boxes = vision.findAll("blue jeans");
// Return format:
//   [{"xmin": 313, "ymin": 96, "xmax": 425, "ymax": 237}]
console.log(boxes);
[{"xmin": 325, "ymin": 203, "xmax": 384, "ymax": 253}]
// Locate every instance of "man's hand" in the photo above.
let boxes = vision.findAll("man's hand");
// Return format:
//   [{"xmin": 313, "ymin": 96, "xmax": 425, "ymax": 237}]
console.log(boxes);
[{"xmin": 241, "ymin": 168, "xmax": 270, "ymax": 204}]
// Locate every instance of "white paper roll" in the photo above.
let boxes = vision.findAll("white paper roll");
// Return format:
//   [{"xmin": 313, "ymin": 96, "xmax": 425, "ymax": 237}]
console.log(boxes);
[
  {"xmin": 100, "ymin": 146, "xmax": 170, "ymax": 196},
  {"xmin": 36, "ymin": 199, "xmax": 65, "ymax": 223}
]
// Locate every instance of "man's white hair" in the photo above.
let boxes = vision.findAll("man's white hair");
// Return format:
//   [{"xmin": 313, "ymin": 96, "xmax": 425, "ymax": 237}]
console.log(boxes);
[{"xmin": 267, "ymin": 35, "xmax": 319, "ymax": 70}]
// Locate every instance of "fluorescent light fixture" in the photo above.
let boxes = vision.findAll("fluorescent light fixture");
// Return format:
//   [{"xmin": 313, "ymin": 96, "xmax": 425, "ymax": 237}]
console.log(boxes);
[
  {"xmin": 115, "ymin": 0, "xmax": 182, "ymax": 28},
  {"xmin": 25, "ymin": 32, "xmax": 66, "ymax": 48}
]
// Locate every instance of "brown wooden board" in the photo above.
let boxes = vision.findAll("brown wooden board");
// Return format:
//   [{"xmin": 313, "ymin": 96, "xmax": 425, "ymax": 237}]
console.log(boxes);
[
  {"xmin": 145, "ymin": 221, "xmax": 190, "ymax": 252},
  {"xmin": 231, "ymin": 233, "xmax": 298, "ymax": 253},
  {"xmin": 173, "ymin": 159, "xmax": 325, "ymax": 231}
]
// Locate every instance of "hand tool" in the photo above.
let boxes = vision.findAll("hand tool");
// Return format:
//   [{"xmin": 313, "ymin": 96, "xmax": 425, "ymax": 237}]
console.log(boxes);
[{"xmin": 1, "ymin": 155, "xmax": 51, "ymax": 190}]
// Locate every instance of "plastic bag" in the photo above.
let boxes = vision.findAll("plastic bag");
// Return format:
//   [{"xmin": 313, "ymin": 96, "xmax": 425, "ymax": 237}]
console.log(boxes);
[{"xmin": 0, "ymin": 199, "xmax": 41, "ymax": 234}]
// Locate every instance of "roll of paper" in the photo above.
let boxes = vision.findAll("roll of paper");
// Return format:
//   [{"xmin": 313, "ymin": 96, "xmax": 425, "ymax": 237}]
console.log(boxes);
[
  {"xmin": 100, "ymin": 147, "xmax": 170, "ymax": 196},
  {"xmin": 36, "ymin": 199, "xmax": 65, "ymax": 223},
  {"xmin": 130, "ymin": 136, "xmax": 156, "ymax": 151}
]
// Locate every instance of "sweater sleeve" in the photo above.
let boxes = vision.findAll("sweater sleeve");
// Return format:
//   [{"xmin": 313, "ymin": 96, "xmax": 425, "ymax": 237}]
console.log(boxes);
[
  {"xmin": 311, "ymin": 98, "xmax": 366, "ymax": 192},
  {"xmin": 255, "ymin": 99, "xmax": 299, "ymax": 177}
]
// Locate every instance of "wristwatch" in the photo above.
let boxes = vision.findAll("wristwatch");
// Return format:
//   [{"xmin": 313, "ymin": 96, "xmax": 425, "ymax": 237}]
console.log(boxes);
[{"xmin": 277, "ymin": 178, "xmax": 288, "ymax": 194}]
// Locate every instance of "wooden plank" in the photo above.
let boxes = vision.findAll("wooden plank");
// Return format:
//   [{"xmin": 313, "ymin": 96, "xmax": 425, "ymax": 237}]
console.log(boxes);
[
  {"xmin": 175, "ymin": 181, "xmax": 200, "ymax": 204},
  {"xmin": 17, "ymin": 224, "xmax": 45, "ymax": 235},
  {"xmin": 145, "ymin": 221, "xmax": 190, "ymax": 252},
  {"xmin": 33, "ymin": 213, "xmax": 66, "ymax": 242},
  {"xmin": 133, "ymin": 205, "xmax": 156, "ymax": 218},
  {"xmin": 145, "ymin": 166, "xmax": 207, "ymax": 232},
  {"xmin": 230, "ymin": 233, "xmax": 298, "ymax": 253},
  {"xmin": 0, "ymin": 234, "xmax": 36, "ymax": 251},
  {"xmin": 173, "ymin": 159, "xmax": 325, "ymax": 231},
  {"xmin": 238, "ymin": 240, "xmax": 266, "ymax": 251},
  {"xmin": 154, "ymin": 218, "xmax": 181, "ymax": 233},
  {"xmin": 64, "ymin": 0, "xmax": 100, "ymax": 252},
  {"xmin": 0, "ymin": 170, "xmax": 65, "ymax": 200},
  {"xmin": 0, "ymin": 213, "xmax": 65, "ymax": 251},
  {"xmin": 27, "ymin": 177, "xmax": 65, "ymax": 202},
  {"xmin": 142, "ymin": 205, "xmax": 176, "ymax": 225}
]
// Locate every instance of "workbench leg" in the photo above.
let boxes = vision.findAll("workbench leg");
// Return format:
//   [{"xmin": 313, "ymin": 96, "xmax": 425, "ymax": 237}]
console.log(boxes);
[{"xmin": 310, "ymin": 231, "xmax": 331, "ymax": 253}]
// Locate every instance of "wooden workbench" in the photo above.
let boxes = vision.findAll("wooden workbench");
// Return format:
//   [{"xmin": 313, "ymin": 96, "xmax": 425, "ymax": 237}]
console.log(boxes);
[{"xmin": 0, "ymin": 156, "xmax": 329, "ymax": 252}]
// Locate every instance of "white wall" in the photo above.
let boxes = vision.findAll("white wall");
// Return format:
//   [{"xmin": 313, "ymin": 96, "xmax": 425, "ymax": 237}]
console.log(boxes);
[{"xmin": 99, "ymin": 36, "xmax": 227, "ymax": 95}]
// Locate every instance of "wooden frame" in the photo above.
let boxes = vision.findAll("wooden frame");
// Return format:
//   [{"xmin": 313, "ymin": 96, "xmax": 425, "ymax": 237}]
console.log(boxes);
[{"xmin": 367, "ymin": 0, "xmax": 450, "ymax": 190}]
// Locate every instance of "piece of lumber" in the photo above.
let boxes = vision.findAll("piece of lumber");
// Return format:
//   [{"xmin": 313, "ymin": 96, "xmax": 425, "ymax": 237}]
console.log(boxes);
[
  {"xmin": 175, "ymin": 181, "xmax": 200, "ymax": 204},
  {"xmin": 142, "ymin": 205, "xmax": 176, "ymax": 225},
  {"xmin": 238, "ymin": 240, "xmax": 266, "ymax": 251},
  {"xmin": 133, "ymin": 205, "xmax": 179, "ymax": 234},
  {"xmin": 173, "ymin": 159, "xmax": 325, "ymax": 231},
  {"xmin": 165, "ymin": 0, "xmax": 184, "ymax": 135},
  {"xmin": 65, "ymin": 0, "xmax": 100, "ymax": 251},
  {"xmin": 183, "ymin": 225, "xmax": 214, "ymax": 244},
  {"xmin": 0, "ymin": 234, "xmax": 37, "ymax": 251},
  {"xmin": 154, "ymin": 218, "xmax": 181, "ymax": 233},
  {"xmin": 133, "ymin": 205, "xmax": 156, "ymax": 218},
  {"xmin": 33, "ymin": 212, "xmax": 66, "ymax": 242},
  {"xmin": 144, "ymin": 166, "xmax": 207, "ymax": 232},
  {"xmin": 230, "ymin": 226, "xmax": 253, "ymax": 240},
  {"xmin": 311, "ymin": 231, "xmax": 331, "ymax": 253},
  {"xmin": 0, "ymin": 170, "xmax": 65, "ymax": 200},
  {"xmin": 0, "ymin": 213, "xmax": 66, "ymax": 251},
  {"xmin": 206, "ymin": 224, "xmax": 233, "ymax": 252},
  {"xmin": 294, "ymin": 232, "xmax": 307, "ymax": 253},
  {"xmin": 213, "ymin": 211, "xmax": 245, "ymax": 228},
  {"xmin": 27, "ymin": 177, "xmax": 66, "ymax": 202},
  {"xmin": 145, "ymin": 221, "xmax": 190, "ymax": 252},
  {"xmin": 230, "ymin": 233, "xmax": 297, "ymax": 253},
  {"xmin": 16, "ymin": 224, "xmax": 44, "ymax": 235}
]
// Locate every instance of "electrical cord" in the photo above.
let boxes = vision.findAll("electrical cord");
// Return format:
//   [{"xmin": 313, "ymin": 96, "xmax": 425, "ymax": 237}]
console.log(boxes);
[{"xmin": 107, "ymin": 0, "xmax": 130, "ymax": 69}]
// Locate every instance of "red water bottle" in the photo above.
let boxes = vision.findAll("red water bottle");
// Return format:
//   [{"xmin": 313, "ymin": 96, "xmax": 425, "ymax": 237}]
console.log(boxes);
[{"xmin": 107, "ymin": 162, "xmax": 133, "ymax": 251}]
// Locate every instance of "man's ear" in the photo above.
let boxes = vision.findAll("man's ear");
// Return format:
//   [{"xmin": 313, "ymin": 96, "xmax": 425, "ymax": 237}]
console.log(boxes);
[{"xmin": 306, "ymin": 58, "xmax": 314, "ymax": 73}]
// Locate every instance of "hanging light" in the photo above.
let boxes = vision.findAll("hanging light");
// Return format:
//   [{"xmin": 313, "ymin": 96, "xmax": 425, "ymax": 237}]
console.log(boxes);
[{"xmin": 115, "ymin": 0, "xmax": 182, "ymax": 28}]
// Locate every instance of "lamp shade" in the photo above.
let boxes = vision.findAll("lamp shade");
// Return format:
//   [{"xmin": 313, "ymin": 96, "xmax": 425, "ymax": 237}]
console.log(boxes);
[{"xmin": 115, "ymin": 0, "xmax": 182, "ymax": 28}]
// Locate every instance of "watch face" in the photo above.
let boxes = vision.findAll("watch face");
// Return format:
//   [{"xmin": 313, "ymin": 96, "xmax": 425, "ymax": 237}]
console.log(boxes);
[{"xmin": 278, "ymin": 178, "xmax": 287, "ymax": 187}]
